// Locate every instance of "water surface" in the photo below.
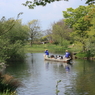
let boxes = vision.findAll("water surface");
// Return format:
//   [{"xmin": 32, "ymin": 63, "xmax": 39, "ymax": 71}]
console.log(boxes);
[{"xmin": 5, "ymin": 53, "xmax": 95, "ymax": 95}]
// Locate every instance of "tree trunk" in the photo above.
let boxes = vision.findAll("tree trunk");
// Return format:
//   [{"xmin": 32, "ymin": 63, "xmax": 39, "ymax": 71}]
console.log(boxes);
[{"xmin": 30, "ymin": 38, "xmax": 33, "ymax": 46}]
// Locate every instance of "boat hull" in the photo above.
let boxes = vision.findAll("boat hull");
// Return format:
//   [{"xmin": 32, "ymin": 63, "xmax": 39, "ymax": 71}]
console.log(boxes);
[{"xmin": 44, "ymin": 57, "xmax": 71, "ymax": 63}]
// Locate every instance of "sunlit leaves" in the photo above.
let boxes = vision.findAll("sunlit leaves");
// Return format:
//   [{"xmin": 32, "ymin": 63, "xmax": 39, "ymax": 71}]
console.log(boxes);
[{"xmin": 63, "ymin": 5, "xmax": 95, "ymax": 52}]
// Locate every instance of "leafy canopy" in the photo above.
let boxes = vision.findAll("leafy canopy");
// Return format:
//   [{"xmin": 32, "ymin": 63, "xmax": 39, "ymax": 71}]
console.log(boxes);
[
  {"xmin": 63, "ymin": 4, "xmax": 95, "ymax": 52},
  {"xmin": 22, "ymin": 0, "xmax": 95, "ymax": 9}
]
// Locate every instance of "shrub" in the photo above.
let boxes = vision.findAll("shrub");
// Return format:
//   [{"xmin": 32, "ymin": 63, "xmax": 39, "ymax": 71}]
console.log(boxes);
[{"xmin": 0, "ymin": 72, "xmax": 22, "ymax": 93}]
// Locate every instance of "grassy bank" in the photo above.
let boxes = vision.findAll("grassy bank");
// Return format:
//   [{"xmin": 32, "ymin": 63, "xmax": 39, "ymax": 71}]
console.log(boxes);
[{"xmin": 24, "ymin": 43, "xmax": 68, "ymax": 54}]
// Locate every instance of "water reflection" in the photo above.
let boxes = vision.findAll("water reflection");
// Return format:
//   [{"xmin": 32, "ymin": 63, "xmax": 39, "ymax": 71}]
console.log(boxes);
[
  {"xmin": 4, "ymin": 53, "xmax": 95, "ymax": 95},
  {"xmin": 44, "ymin": 60, "xmax": 72, "ymax": 73}
]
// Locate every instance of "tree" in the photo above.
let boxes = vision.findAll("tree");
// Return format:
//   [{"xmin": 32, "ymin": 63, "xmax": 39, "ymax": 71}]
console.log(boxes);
[
  {"xmin": 0, "ymin": 17, "xmax": 29, "ymax": 62},
  {"xmin": 22, "ymin": 0, "xmax": 94, "ymax": 9},
  {"xmin": 84, "ymin": 7, "xmax": 95, "ymax": 56},
  {"xmin": 44, "ymin": 29, "xmax": 53, "ymax": 42},
  {"xmin": 0, "ymin": 12, "xmax": 23, "ymax": 36},
  {"xmin": 28, "ymin": 20, "xmax": 42, "ymax": 46},
  {"xmin": 51, "ymin": 20, "xmax": 72, "ymax": 46},
  {"xmin": 63, "ymin": 5, "xmax": 95, "ymax": 52},
  {"xmin": 4, "ymin": 19, "xmax": 29, "ymax": 45}
]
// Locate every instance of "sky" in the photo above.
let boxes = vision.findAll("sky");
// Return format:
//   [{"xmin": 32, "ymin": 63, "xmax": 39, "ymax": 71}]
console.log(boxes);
[{"xmin": 0, "ymin": 0, "xmax": 87, "ymax": 30}]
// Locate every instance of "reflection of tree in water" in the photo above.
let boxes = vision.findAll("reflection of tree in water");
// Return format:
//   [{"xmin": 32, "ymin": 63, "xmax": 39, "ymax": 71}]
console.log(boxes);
[
  {"xmin": 5, "ymin": 60, "xmax": 29, "ymax": 78},
  {"xmin": 31, "ymin": 53, "xmax": 33, "ymax": 64},
  {"xmin": 75, "ymin": 60, "xmax": 95, "ymax": 95},
  {"xmin": 64, "ymin": 60, "xmax": 95, "ymax": 95}
]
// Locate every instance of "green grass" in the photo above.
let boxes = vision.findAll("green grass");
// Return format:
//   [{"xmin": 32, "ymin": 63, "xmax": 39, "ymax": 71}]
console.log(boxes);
[
  {"xmin": 0, "ymin": 91, "xmax": 17, "ymax": 95},
  {"xmin": 24, "ymin": 44, "xmax": 45, "ymax": 53},
  {"xmin": 24, "ymin": 43, "xmax": 71, "ymax": 54}
]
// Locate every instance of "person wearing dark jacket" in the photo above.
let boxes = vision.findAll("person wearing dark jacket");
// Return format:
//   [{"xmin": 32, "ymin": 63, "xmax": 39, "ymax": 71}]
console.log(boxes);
[
  {"xmin": 65, "ymin": 50, "xmax": 71, "ymax": 58},
  {"xmin": 44, "ymin": 49, "xmax": 49, "ymax": 58}
]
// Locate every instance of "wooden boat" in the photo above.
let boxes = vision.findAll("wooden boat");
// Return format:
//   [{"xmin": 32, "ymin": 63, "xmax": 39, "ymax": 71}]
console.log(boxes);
[{"xmin": 44, "ymin": 56, "xmax": 71, "ymax": 63}]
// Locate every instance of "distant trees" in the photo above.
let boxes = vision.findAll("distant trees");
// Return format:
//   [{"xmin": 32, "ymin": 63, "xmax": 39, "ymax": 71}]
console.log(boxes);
[
  {"xmin": 28, "ymin": 20, "xmax": 42, "ymax": 46},
  {"xmin": 41, "ymin": 19, "xmax": 72, "ymax": 47},
  {"xmin": 51, "ymin": 20, "xmax": 72, "ymax": 46}
]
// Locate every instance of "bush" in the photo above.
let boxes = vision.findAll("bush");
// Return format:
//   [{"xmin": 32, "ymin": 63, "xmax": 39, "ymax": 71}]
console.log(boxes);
[
  {"xmin": 0, "ymin": 72, "xmax": 22, "ymax": 93},
  {"xmin": 76, "ymin": 51, "xmax": 91, "ymax": 58}
]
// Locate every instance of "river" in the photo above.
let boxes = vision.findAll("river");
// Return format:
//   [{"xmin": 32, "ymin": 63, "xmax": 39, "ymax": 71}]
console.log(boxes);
[{"xmin": 4, "ymin": 53, "xmax": 95, "ymax": 95}]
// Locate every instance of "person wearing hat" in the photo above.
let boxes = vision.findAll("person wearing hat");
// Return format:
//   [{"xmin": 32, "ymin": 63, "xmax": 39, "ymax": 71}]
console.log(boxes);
[
  {"xmin": 44, "ymin": 49, "xmax": 49, "ymax": 58},
  {"xmin": 65, "ymin": 50, "xmax": 70, "ymax": 58}
]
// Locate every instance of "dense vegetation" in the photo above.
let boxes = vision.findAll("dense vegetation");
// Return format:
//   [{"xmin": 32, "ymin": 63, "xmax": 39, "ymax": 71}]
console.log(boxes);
[
  {"xmin": 0, "ymin": 16, "xmax": 29, "ymax": 94},
  {"xmin": 0, "ymin": 16, "xmax": 43, "ymax": 94},
  {"xmin": 1, "ymin": 1, "xmax": 95, "ymax": 94},
  {"xmin": 0, "ymin": 16, "xmax": 29, "ymax": 63},
  {"xmin": 63, "ymin": 4, "xmax": 95, "ymax": 58},
  {"xmin": 1, "ymin": 4, "xmax": 95, "ymax": 63}
]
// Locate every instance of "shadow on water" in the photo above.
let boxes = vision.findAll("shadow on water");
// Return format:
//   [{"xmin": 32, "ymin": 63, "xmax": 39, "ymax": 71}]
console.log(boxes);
[{"xmin": 4, "ymin": 53, "xmax": 95, "ymax": 95}]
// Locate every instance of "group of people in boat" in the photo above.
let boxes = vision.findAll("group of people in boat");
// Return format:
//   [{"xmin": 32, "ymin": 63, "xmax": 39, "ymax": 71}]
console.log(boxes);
[{"xmin": 44, "ymin": 49, "xmax": 71, "ymax": 59}]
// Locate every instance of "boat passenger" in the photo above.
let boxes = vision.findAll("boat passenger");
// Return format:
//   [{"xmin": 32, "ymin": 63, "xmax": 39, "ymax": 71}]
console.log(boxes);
[
  {"xmin": 50, "ymin": 55, "xmax": 55, "ymax": 58},
  {"xmin": 65, "ymin": 50, "xmax": 71, "ymax": 58},
  {"xmin": 57, "ymin": 55, "xmax": 61, "ymax": 59},
  {"xmin": 61, "ymin": 56, "xmax": 63, "ymax": 59},
  {"xmin": 44, "ymin": 49, "xmax": 49, "ymax": 58}
]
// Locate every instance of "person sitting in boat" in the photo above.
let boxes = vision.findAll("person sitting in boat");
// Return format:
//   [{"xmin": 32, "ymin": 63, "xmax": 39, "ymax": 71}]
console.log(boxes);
[
  {"xmin": 57, "ymin": 55, "xmax": 61, "ymax": 59},
  {"xmin": 61, "ymin": 56, "xmax": 63, "ymax": 59},
  {"xmin": 50, "ymin": 55, "xmax": 55, "ymax": 58},
  {"xmin": 65, "ymin": 50, "xmax": 71, "ymax": 58},
  {"xmin": 44, "ymin": 49, "xmax": 49, "ymax": 58}
]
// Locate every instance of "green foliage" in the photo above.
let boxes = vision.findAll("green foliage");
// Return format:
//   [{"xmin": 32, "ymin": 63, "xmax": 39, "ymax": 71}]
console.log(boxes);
[
  {"xmin": 76, "ymin": 50, "xmax": 92, "ymax": 58},
  {"xmin": 22, "ymin": 0, "xmax": 61, "ymax": 9},
  {"xmin": 51, "ymin": 20, "xmax": 72, "ymax": 46},
  {"xmin": 61, "ymin": 39, "xmax": 69, "ymax": 48},
  {"xmin": 5, "ymin": 41, "xmax": 25, "ymax": 61},
  {"xmin": 86, "ymin": 0, "xmax": 95, "ymax": 4},
  {"xmin": 56, "ymin": 80, "xmax": 61, "ymax": 95},
  {"xmin": 22, "ymin": 0, "xmax": 94, "ymax": 9},
  {"xmin": 76, "ymin": 52, "xmax": 87, "ymax": 58},
  {"xmin": 0, "ymin": 17, "xmax": 15, "ymax": 36},
  {"xmin": 0, "ymin": 38, "xmax": 10, "ymax": 63},
  {"xmin": 0, "ymin": 73, "xmax": 21, "ymax": 94},
  {"xmin": 63, "ymin": 5, "xmax": 95, "ymax": 52},
  {"xmin": 0, "ymin": 91, "xmax": 17, "ymax": 95},
  {"xmin": 0, "ymin": 17, "xmax": 29, "ymax": 63},
  {"xmin": 24, "ymin": 43, "xmax": 70, "ymax": 54},
  {"xmin": 40, "ymin": 36, "xmax": 48, "ymax": 42},
  {"xmin": 4, "ymin": 20, "xmax": 29, "ymax": 45},
  {"xmin": 53, "ymin": 41, "xmax": 59, "ymax": 45}
]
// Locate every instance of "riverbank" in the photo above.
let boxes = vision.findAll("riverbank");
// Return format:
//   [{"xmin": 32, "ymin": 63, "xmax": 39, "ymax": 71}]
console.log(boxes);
[
  {"xmin": 24, "ymin": 43, "xmax": 95, "ymax": 60},
  {"xmin": 24, "ymin": 43, "xmax": 70, "ymax": 53}
]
